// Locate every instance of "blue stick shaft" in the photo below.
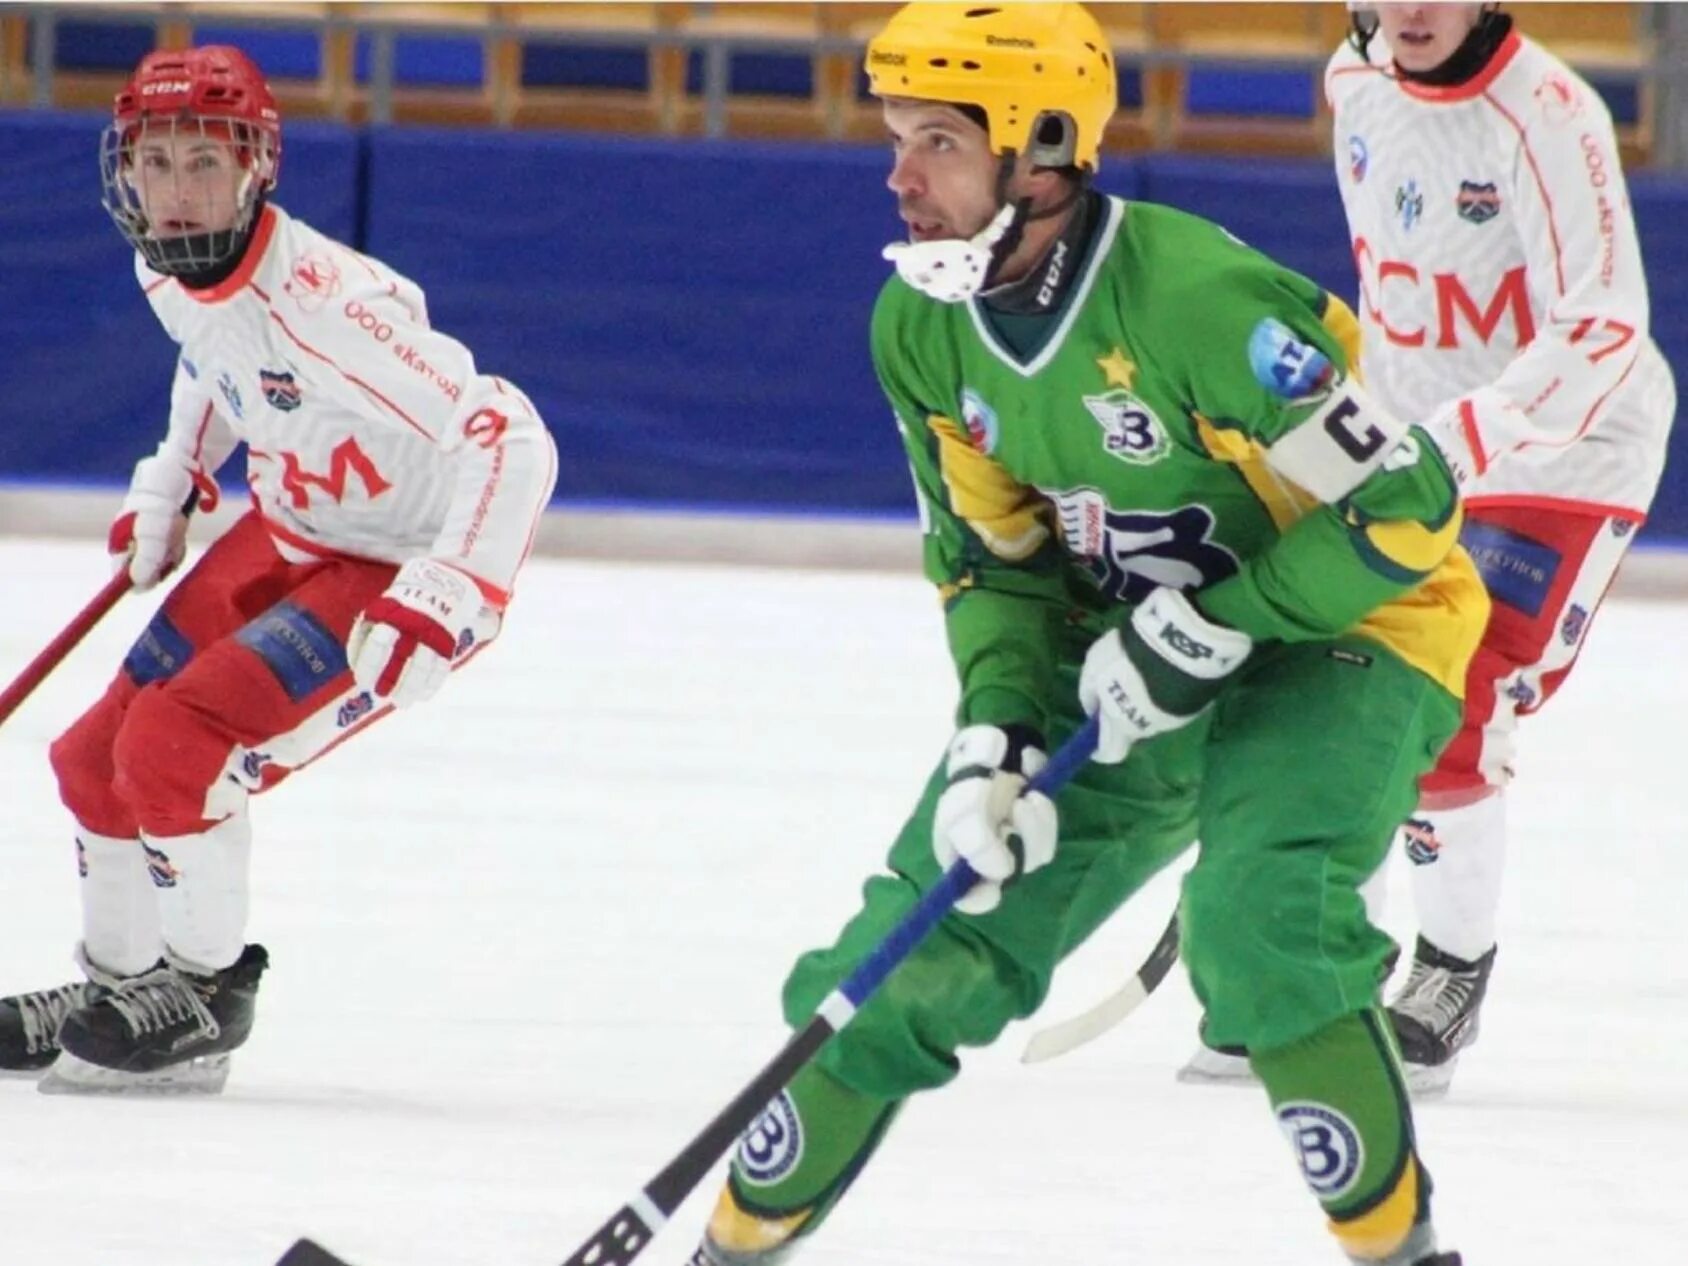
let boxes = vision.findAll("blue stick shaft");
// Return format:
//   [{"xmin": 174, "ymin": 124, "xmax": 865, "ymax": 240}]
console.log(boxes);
[
  {"xmin": 838, "ymin": 715, "xmax": 1100, "ymax": 1009},
  {"xmin": 551, "ymin": 715, "xmax": 1107, "ymax": 1266}
]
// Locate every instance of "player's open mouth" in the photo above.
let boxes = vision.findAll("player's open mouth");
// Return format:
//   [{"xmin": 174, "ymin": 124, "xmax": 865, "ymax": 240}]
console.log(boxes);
[
  {"xmin": 907, "ymin": 219, "xmax": 946, "ymax": 242},
  {"xmin": 1395, "ymin": 30, "xmax": 1435, "ymax": 48}
]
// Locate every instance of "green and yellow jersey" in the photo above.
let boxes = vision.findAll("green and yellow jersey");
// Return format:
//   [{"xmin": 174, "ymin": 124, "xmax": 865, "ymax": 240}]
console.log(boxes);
[{"xmin": 873, "ymin": 194, "xmax": 1489, "ymax": 734}]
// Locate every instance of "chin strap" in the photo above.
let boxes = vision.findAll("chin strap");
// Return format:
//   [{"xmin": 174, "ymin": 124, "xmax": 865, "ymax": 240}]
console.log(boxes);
[{"xmin": 881, "ymin": 151, "xmax": 1037, "ymax": 304}]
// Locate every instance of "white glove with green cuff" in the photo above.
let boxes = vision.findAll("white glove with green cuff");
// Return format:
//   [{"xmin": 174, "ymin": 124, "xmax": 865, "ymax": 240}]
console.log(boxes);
[{"xmin": 1079, "ymin": 587, "xmax": 1253, "ymax": 764}]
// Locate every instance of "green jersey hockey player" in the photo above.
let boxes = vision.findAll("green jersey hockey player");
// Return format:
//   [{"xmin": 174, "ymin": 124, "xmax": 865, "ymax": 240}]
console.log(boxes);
[{"xmin": 689, "ymin": 5, "xmax": 1488, "ymax": 1265}]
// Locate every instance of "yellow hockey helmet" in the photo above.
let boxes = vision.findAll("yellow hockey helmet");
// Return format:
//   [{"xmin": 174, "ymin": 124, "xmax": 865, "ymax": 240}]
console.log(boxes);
[{"xmin": 865, "ymin": 3, "xmax": 1117, "ymax": 171}]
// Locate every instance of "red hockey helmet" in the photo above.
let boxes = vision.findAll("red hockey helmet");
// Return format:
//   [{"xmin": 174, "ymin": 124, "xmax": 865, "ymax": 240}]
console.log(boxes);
[{"xmin": 100, "ymin": 46, "xmax": 283, "ymax": 276}]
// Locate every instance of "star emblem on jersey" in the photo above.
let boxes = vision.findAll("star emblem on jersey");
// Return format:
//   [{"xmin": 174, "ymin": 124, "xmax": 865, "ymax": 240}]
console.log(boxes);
[
  {"xmin": 1097, "ymin": 346, "xmax": 1138, "ymax": 390},
  {"xmin": 1083, "ymin": 390, "xmax": 1168, "ymax": 465},
  {"xmin": 1395, "ymin": 180, "xmax": 1423, "ymax": 232},
  {"xmin": 1456, "ymin": 181, "xmax": 1501, "ymax": 225}
]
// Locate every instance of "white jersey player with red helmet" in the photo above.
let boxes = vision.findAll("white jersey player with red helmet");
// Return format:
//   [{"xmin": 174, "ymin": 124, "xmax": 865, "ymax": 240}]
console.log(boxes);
[
  {"xmin": 1326, "ymin": 4, "xmax": 1674, "ymax": 1091},
  {"xmin": 0, "ymin": 45, "xmax": 557, "ymax": 1093}
]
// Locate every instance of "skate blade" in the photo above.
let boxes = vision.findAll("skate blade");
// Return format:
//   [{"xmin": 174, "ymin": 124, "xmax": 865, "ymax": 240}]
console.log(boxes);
[
  {"xmin": 1175, "ymin": 1049, "xmax": 1256, "ymax": 1086},
  {"xmin": 38, "ymin": 1050, "xmax": 231, "ymax": 1096},
  {"xmin": 1402, "ymin": 1057, "xmax": 1458, "ymax": 1100}
]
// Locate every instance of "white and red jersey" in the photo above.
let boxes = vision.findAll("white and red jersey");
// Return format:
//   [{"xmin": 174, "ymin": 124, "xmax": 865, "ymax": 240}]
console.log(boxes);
[
  {"xmin": 1325, "ymin": 28, "xmax": 1675, "ymax": 520},
  {"xmin": 133, "ymin": 202, "xmax": 558, "ymax": 608}
]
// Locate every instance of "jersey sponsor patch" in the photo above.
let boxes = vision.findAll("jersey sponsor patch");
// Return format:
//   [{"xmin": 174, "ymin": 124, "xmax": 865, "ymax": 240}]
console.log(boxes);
[
  {"xmin": 284, "ymin": 251, "xmax": 343, "ymax": 313},
  {"xmin": 1249, "ymin": 315, "xmax": 1334, "ymax": 400},
  {"xmin": 1082, "ymin": 389, "xmax": 1169, "ymax": 465},
  {"xmin": 736, "ymin": 1090, "xmax": 804, "ymax": 1186},
  {"xmin": 1251, "ymin": 319, "xmax": 1410, "ymax": 503},
  {"xmin": 1457, "ymin": 519, "xmax": 1561, "ymax": 617},
  {"xmin": 959, "ymin": 388, "xmax": 1000, "ymax": 454},
  {"xmin": 1277, "ymin": 1101, "xmax": 1365, "ymax": 1200},
  {"xmin": 1395, "ymin": 179, "xmax": 1424, "ymax": 232},
  {"xmin": 1456, "ymin": 181, "xmax": 1501, "ymax": 225},
  {"xmin": 217, "ymin": 370, "xmax": 244, "ymax": 420},
  {"xmin": 122, "ymin": 610, "xmax": 195, "ymax": 687},
  {"xmin": 1049, "ymin": 490, "xmax": 1240, "ymax": 605},
  {"xmin": 1347, "ymin": 134, "xmax": 1368, "ymax": 183},
  {"xmin": 234, "ymin": 601, "xmax": 349, "ymax": 702},
  {"xmin": 1534, "ymin": 70, "xmax": 1584, "ymax": 126},
  {"xmin": 260, "ymin": 368, "xmax": 302, "ymax": 412}
]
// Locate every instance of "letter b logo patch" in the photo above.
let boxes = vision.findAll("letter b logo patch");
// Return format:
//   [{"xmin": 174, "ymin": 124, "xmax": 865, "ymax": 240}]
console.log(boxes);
[
  {"xmin": 736, "ymin": 1090, "xmax": 804, "ymax": 1186},
  {"xmin": 1276, "ymin": 1102, "xmax": 1364, "ymax": 1199}
]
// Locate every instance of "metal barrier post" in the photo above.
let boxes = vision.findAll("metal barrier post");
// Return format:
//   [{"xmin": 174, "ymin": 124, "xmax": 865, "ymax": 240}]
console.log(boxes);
[
  {"xmin": 370, "ymin": 25, "xmax": 395, "ymax": 125},
  {"xmin": 30, "ymin": 7, "xmax": 52, "ymax": 108}
]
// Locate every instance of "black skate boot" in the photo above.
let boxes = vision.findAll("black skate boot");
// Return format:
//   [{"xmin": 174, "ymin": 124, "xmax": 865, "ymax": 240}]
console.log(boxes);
[
  {"xmin": 0, "ymin": 978, "xmax": 110, "ymax": 1075},
  {"xmin": 42, "ymin": 943, "xmax": 269, "ymax": 1095},
  {"xmin": 1388, "ymin": 936, "xmax": 1496, "ymax": 1096}
]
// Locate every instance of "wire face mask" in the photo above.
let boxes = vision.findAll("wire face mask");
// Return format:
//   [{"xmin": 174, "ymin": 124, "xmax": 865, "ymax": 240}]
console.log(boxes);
[{"xmin": 100, "ymin": 115, "xmax": 276, "ymax": 277}]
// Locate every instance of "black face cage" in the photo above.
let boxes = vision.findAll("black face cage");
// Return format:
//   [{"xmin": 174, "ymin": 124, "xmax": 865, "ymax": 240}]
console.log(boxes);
[{"xmin": 99, "ymin": 115, "xmax": 274, "ymax": 277}]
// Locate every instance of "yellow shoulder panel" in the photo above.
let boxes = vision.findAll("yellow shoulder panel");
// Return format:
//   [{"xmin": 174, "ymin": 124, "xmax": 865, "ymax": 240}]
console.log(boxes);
[{"xmin": 928, "ymin": 413, "xmax": 1051, "ymax": 562}]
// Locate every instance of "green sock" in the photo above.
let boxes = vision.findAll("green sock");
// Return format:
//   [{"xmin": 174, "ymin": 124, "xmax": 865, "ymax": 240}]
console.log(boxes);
[{"xmin": 719, "ymin": 1062, "xmax": 901, "ymax": 1243}]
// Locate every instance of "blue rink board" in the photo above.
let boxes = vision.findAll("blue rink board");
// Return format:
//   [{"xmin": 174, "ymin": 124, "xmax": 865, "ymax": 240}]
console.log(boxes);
[{"xmin": 0, "ymin": 114, "xmax": 1682, "ymax": 540}]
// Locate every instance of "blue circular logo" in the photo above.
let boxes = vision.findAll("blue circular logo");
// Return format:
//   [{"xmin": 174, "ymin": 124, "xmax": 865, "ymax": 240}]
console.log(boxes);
[
  {"xmin": 1348, "ymin": 134, "xmax": 1369, "ymax": 183},
  {"xmin": 1277, "ymin": 1102, "xmax": 1364, "ymax": 1199},
  {"xmin": 736, "ymin": 1090, "xmax": 803, "ymax": 1186}
]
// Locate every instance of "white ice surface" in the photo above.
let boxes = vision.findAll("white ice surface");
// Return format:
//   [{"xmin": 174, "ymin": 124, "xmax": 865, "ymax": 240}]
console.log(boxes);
[{"xmin": 2, "ymin": 537, "xmax": 1684, "ymax": 1266}]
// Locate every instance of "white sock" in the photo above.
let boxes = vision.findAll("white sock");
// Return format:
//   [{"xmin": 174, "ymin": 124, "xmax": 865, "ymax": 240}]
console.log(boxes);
[
  {"xmin": 145, "ymin": 810, "xmax": 252, "ymax": 975},
  {"xmin": 1407, "ymin": 794, "xmax": 1507, "ymax": 963},
  {"xmin": 1360, "ymin": 859, "xmax": 1389, "ymax": 927},
  {"xmin": 78, "ymin": 831, "xmax": 164, "ymax": 977}
]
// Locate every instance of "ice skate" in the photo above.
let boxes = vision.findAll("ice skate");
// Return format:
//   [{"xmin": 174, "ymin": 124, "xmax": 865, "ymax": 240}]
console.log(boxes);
[
  {"xmin": 0, "ymin": 977, "xmax": 110, "ymax": 1076},
  {"xmin": 1388, "ymin": 936, "xmax": 1495, "ymax": 1096},
  {"xmin": 1346, "ymin": 1217, "xmax": 1461, "ymax": 1266},
  {"xmin": 1175, "ymin": 1017, "xmax": 1253, "ymax": 1084},
  {"xmin": 40, "ymin": 943, "xmax": 268, "ymax": 1095}
]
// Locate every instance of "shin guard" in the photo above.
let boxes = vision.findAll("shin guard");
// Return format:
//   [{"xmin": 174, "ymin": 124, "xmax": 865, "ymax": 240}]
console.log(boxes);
[
  {"xmin": 1252, "ymin": 1008, "xmax": 1436, "ymax": 1263},
  {"xmin": 696, "ymin": 1063, "xmax": 901, "ymax": 1264}
]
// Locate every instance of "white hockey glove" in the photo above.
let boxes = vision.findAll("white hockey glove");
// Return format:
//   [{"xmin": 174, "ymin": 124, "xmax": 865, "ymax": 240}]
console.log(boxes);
[
  {"xmin": 109, "ymin": 455, "xmax": 194, "ymax": 592},
  {"xmin": 932, "ymin": 724, "xmax": 1058, "ymax": 916},
  {"xmin": 1079, "ymin": 587, "xmax": 1252, "ymax": 765},
  {"xmin": 348, "ymin": 558, "xmax": 480, "ymax": 708},
  {"xmin": 882, "ymin": 202, "xmax": 1017, "ymax": 304}
]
